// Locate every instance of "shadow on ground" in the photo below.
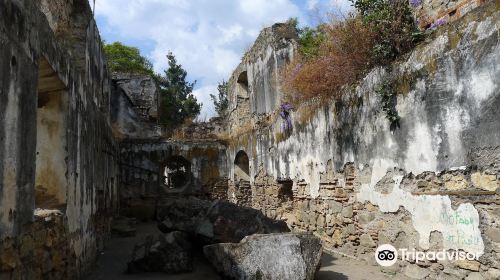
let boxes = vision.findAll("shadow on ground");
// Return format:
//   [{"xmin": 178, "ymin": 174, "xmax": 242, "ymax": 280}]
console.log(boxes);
[{"xmin": 316, "ymin": 253, "xmax": 348, "ymax": 280}]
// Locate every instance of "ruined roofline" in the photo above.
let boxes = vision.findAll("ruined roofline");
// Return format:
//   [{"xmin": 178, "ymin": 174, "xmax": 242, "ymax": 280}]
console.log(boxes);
[{"xmin": 228, "ymin": 22, "xmax": 298, "ymax": 83}]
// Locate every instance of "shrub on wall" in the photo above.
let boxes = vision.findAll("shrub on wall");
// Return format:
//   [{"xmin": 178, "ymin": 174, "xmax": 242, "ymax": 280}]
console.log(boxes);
[
  {"xmin": 282, "ymin": 0, "xmax": 422, "ymax": 102},
  {"xmin": 282, "ymin": 17, "xmax": 375, "ymax": 100}
]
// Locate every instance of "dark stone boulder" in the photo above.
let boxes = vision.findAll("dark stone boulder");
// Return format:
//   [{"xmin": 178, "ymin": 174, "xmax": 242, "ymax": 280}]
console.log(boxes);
[
  {"xmin": 127, "ymin": 231, "xmax": 193, "ymax": 274},
  {"xmin": 157, "ymin": 198, "xmax": 289, "ymax": 243},
  {"xmin": 203, "ymin": 233, "xmax": 322, "ymax": 280}
]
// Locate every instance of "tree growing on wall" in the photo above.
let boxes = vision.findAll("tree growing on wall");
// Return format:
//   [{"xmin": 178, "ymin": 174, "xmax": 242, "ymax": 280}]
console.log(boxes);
[
  {"xmin": 286, "ymin": 17, "xmax": 326, "ymax": 60},
  {"xmin": 103, "ymin": 41, "xmax": 154, "ymax": 75},
  {"xmin": 156, "ymin": 52, "xmax": 201, "ymax": 128},
  {"xmin": 210, "ymin": 80, "xmax": 229, "ymax": 118},
  {"xmin": 103, "ymin": 42, "xmax": 201, "ymax": 129}
]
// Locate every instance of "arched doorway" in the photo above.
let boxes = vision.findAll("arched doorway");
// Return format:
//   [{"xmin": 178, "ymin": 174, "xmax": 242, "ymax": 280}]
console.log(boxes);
[
  {"xmin": 162, "ymin": 155, "xmax": 192, "ymax": 189},
  {"xmin": 234, "ymin": 150, "xmax": 250, "ymax": 182}
]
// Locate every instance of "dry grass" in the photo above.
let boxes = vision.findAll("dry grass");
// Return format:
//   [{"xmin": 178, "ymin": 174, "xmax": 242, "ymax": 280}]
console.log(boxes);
[{"xmin": 282, "ymin": 16, "xmax": 376, "ymax": 102}]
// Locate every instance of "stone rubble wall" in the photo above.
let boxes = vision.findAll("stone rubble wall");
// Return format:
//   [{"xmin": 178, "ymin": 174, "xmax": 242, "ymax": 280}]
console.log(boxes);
[
  {"xmin": 112, "ymin": 73, "xmax": 159, "ymax": 121},
  {"xmin": 225, "ymin": 1, "xmax": 499, "ymax": 279},
  {"xmin": 0, "ymin": 0, "xmax": 119, "ymax": 278},
  {"xmin": 110, "ymin": 75, "xmax": 162, "ymax": 141},
  {"xmin": 412, "ymin": 0, "xmax": 491, "ymax": 30},
  {"xmin": 119, "ymin": 140, "xmax": 228, "ymax": 219}
]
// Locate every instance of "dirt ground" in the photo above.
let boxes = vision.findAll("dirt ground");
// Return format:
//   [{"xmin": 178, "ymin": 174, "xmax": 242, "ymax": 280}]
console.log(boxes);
[{"xmin": 86, "ymin": 222, "xmax": 408, "ymax": 280}]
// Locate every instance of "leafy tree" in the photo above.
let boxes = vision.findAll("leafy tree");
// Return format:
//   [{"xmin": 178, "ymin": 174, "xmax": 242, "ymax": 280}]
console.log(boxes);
[
  {"xmin": 156, "ymin": 52, "xmax": 201, "ymax": 128},
  {"xmin": 210, "ymin": 80, "xmax": 229, "ymax": 118},
  {"xmin": 104, "ymin": 42, "xmax": 154, "ymax": 75},
  {"xmin": 286, "ymin": 17, "xmax": 326, "ymax": 60},
  {"xmin": 350, "ymin": 0, "xmax": 422, "ymax": 64}
]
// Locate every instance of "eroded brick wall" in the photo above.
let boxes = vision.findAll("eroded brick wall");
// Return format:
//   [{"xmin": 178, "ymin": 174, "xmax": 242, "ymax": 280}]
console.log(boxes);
[{"xmin": 251, "ymin": 164, "xmax": 499, "ymax": 278}]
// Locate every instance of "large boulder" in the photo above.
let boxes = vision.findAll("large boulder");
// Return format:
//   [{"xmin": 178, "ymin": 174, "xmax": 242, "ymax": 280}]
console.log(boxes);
[
  {"xmin": 127, "ymin": 231, "xmax": 193, "ymax": 274},
  {"xmin": 203, "ymin": 233, "xmax": 322, "ymax": 280},
  {"xmin": 157, "ymin": 198, "xmax": 289, "ymax": 243}
]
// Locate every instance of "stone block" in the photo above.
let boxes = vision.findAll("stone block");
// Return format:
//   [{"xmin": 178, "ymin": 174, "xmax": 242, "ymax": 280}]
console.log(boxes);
[
  {"xmin": 359, "ymin": 233, "xmax": 376, "ymax": 248},
  {"xmin": 358, "ymin": 212, "xmax": 376, "ymax": 224},
  {"xmin": 332, "ymin": 230, "xmax": 342, "ymax": 245},
  {"xmin": 341, "ymin": 205, "xmax": 353, "ymax": 218},
  {"xmin": 471, "ymin": 172, "xmax": 498, "ymax": 191},
  {"xmin": 327, "ymin": 201, "xmax": 342, "ymax": 213},
  {"xmin": 444, "ymin": 174, "xmax": 468, "ymax": 191},
  {"xmin": 456, "ymin": 260, "xmax": 481, "ymax": 271},
  {"xmin": 203, "ymin": 233, "xmax": 322, "ymax": 280},
  {"xmin": 485, "ymin": 227, "xmax": 500, "ymax": 243}
]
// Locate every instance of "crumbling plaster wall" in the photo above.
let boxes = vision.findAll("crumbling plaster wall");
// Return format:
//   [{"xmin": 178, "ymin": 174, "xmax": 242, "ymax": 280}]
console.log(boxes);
[
  {"xmin": 112, "ymin": 73, "xmax": 159, "ymax": 121},
  {"xmin": 226, "ymin": 23, "xmax": 297, "ymax": 135},
  {"xmin": 226, "ymin": 1, "xmax": 499, "ymax": 277},
  {"xmin": 119, "ymin": 140, "xmax": 228, "ymax": 218},
  {"xmin": 110, "ymin": 75, "xmax": 161, "ymax": 141},
  {"xmin": 412, "ymin": 0, "xmax": 491, "ymax": 29},
  {"xmin": 0, "ymin": 0, "xmax": 119, "ymax": 278}
]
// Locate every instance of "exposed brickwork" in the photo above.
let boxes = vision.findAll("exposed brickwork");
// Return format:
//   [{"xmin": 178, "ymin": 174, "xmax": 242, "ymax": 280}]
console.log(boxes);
[{"xmin": 249, "ymin": 163, "xmax": 499, "ymax": 278}]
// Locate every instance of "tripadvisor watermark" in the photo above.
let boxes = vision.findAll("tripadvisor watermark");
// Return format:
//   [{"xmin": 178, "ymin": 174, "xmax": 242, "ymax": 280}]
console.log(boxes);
[{"xmin": 375, "ymin": 244, "xmax": 480, "ymax": 267}]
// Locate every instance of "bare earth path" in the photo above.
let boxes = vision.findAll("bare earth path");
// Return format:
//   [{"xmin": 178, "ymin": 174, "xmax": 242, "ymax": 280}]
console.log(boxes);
[{"xmin": 86, "ymin": 222, "xmax": 408, "ymax": 280}]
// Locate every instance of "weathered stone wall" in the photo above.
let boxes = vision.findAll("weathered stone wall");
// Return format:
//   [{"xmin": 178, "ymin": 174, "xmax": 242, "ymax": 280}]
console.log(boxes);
[
  {"xmin": 226, "ymin": 1, "xmax": 499, "ymax": 278},
  {"xmin": 110, "ymin": 74, "xmax": 162, "ymax": 141},
  {"xmin": 119, "ymin": 140, "xmax": 228, "ymax": 219},
  {"xmin": 0, "ymin": 212, "xmax": 70, "ymax": 280},
  {"xmin": 226, "ymin": 23, "xmax": 297, "ymax": 135},
  {"xmin": 0, "ymin": 0, "xmax": 119, "ymax": 278},
  {"xmin": 112, "ymin": 73, "xmax": 159, "ymax": 121},
  {"xmin": 412, "ymin": 0, "xmax": 491, "ymax": 30}
]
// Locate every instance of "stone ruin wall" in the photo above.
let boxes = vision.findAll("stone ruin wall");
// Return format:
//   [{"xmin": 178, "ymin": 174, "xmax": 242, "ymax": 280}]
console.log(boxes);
[
  {"xmin": 110, "ymin": 73, "xmax": 162, "ymax": 141},
  {"xmin": 0, "ymin": 0, "xmax": 119, "ymax": 279},
  {"xmin": 225, "ymin": 1, "xmax": 500, "ymax": 279},
  {"xmin": 413, "ymin": 0, "xmax": 491, "ymax": 30},
  {"xmin": 118, "ymin": 140, "xmax": 229, "ymax": 221},
  {"xmin": 111, "ymin": 72, "xmax": 229, "ymax": 221}
]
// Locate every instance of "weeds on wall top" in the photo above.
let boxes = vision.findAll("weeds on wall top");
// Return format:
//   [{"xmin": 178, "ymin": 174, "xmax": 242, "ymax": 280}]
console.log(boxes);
[{"xmin": 281, "ymin": 0, "xmax": 423, "ymax": 106}]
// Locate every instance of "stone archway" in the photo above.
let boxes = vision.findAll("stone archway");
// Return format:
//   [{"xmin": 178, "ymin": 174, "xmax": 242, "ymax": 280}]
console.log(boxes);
[
  {"xmin": 234, "ymin": 150, "xmax": 250, "ymax": 182},
  {"xmin": 162, "ymin": 155, "xmax": 192, "ymax": 189}
]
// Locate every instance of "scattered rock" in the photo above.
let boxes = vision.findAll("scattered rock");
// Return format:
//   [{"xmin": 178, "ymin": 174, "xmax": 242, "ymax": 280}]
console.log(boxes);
[
  {"xmin": 127, "ymin": 231, "xmax": 193, "ymax": 274},
  {"xmin": 157, "ymin": 198, "xmax": 289, "ymax": 243},
  {"xmin": 403, "ymin": 264, "xmax": 430, "ymax": 279},
  {"xmin": 203, "ymin": 233, "xmax": 322, "ymax": 280}
]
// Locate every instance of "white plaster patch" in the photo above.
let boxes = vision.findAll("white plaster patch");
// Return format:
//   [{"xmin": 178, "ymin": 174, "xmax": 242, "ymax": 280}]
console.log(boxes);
[
  {"xmin": 474, "ymin": 17, "xmax": 495, "ymax": 42},
  {"xmin": 449, "ymin": 166, "xmax": 467, "ymax": 171},
  {"xmin": 442, "ymin": 104, "xmax": 470, "ymax": 163},
  {"xmin": 358, "ymin": 176, "xmax": 484, "ymax": 255},
  {"xmin": 404, "ymin": 121, "xmax": 439, "ymax": 174},
  {"xmin": 469, "ymin": 71, "xmax": 495, "ymax": 105}
]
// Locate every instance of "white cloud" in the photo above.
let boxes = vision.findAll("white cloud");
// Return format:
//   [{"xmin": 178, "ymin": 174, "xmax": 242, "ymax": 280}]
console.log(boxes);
[
  {"xmin": 94, "ymin": 0, "xmax": 302, "ymax": 118},
  {"xmin": 192, "ymin": 85, "xmax": 218, "ymax": 120},
  {"xmin": 307, "ymin": 0, "xmax": 319, "ymax": 10}
]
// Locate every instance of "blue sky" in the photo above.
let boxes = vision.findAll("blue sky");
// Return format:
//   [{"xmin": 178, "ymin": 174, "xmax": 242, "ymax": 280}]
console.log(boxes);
[{"xmin": 92, "ymin": 0, "xmax": 352, "ymax": 118}]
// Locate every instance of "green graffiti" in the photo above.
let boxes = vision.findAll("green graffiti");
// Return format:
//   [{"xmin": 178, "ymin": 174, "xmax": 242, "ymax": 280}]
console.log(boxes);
[{"xmin": 440, "ymin": 212, "xmax": 475, "ymax": 226}]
